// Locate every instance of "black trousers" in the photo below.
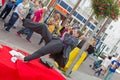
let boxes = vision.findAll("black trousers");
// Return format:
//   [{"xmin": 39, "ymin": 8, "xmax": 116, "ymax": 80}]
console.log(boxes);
[
  {"xmin": 4, "ymin": 12, "xmax": 19, "ymax": 31},
  {"xmin": 23, "ymin": 19, "xmax": 67, "ymax": 67},
  {"xmin": 24, "ymin": 39, "xmax": 64, "ymax": 61},
  {"xmin": 0, "ymin": 6, "xmax": 12, "ymax": 19},
  {"xmin": 22, "ymin": 19, "xmax": 52, "ymax": 44}
]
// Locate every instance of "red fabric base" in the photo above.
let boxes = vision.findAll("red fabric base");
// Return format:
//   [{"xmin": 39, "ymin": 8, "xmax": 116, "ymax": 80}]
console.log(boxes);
[{"xmin": 0, "ymin": 45, "xmax": 66, "ymax": 80}]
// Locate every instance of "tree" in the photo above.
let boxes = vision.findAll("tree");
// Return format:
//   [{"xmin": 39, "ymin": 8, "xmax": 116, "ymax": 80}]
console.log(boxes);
[{"xmin": 92, "ymin": 0, "xmax": 120, "ymax": 20}]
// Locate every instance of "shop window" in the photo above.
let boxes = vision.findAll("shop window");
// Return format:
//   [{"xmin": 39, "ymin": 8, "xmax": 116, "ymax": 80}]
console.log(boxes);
[
  {"xmin": 87, "ymin": 23, "xmax": 95, "ymax": 30},
  {"xmin": 82, "ymin": 18, "xmax": 86, "ymax": 23},
  {"xmin": 73, "ymin": 11, "xmax": 77, "ymax": 16},
  {"xmin": 91, "ymin": 24, "xmax": 95, "ymax": 30},
  {"xmin": 60, "ymin": 1, "xmax": 68, "ymax": 9},
  {"xmin": 67, "ymin": 7, "xmax": 72, "ymax": 12},
  {"xmin": 88, "ymin": 22, "xmax": 91, "ymax": 27},
  {"xmin": 77, "ymin": 14, "xmax": 83, "ymax": 21}
]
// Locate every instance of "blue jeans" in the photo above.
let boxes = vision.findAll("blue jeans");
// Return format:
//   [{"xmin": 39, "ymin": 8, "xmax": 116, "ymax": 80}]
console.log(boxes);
[
  {"xmin": 4, "ymin": 12, "xmax": 19, "ymax": 31},
  {"xmin": 18, "ymin": 28, "xmax": 33, "ymax": 40},
  {"xmin": 103, "ymin": 70, "xmax": 114, "ymax": 80}
]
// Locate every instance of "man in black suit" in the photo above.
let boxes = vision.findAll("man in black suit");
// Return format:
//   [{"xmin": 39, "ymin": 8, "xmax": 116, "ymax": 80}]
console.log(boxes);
[{"xmin": 17, "ymin": 19, "xmax": 83, "ymax": 67}]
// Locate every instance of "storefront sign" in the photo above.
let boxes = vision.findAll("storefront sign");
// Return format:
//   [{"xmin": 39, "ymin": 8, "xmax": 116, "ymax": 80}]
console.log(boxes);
[{"xmin": 55, "ymin": 4, "xmax": 68, "ymax": 15}]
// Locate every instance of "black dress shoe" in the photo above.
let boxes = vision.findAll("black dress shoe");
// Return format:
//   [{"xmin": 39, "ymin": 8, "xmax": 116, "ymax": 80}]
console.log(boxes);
[{"xmin": 40, "ymin": 59, "xmax": 53, "ymax": 68}]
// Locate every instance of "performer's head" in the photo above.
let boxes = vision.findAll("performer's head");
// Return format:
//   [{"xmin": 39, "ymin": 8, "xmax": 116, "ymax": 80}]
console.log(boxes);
[{"xmin": 71, "ymin": 29, "xmax": 83, "ymax": 38}]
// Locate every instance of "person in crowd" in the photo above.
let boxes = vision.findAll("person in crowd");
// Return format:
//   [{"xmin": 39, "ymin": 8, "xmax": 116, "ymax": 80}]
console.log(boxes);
[
  {"xmin": 15, "ymin": 0, "xmax": 23, "ymax": 7},
  {"xmin": 77, "ymin": 33, "xmax": 89, "ymax": 49},
  {"xmin": 13, "ymin": 0, "xmax": 42, "ymax": 29},
  {"xmin": 86, "ymin": 41, "xmax": 96, "ymax": 56},
  {"xmin": 95, "ymin": 56, "xmax": 112, "ymax": 76},
  {"xmin": 59, "ymin": 24, "xmax": 72, "ymax": 38},
  {"xmin": 15, "ymin": 19, "xmax": 83, "ymax": 67},
  {"xmin": 38, "ymin": 13, "xmax": 61, "ymax": 45},
  {"xmin": 26, "ymin": 0, "xmax": 43, "ymax": 19},
  {"xmin": 3, "ymin": 0, "xmax": 29, "ymax": 32},
  {"xmin": 103, "ymin": 57, "xmax": 120, "ymax": 80},
  {"xmin": 17, "ymin": 6, "xmax": 47, "ymax": 42},
  {"xmin": 0, "ymin": 0, "xmax": 16, "ymax": 20}
]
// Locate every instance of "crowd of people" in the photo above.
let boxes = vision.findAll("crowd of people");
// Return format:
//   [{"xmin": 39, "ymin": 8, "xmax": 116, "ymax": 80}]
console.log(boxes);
[
  {"xmin": 93, "ymin": 55, "xmax": 120, "ymax": 80},
  {"xmin": 0, "ymin": 0, "xmax": 120, "ymax": 80}
]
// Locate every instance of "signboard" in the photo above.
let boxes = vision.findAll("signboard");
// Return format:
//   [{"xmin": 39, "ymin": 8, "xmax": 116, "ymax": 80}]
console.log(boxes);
[{"xmin": 55, "ymin": 4, "xmax": 68, "ymax": 16}]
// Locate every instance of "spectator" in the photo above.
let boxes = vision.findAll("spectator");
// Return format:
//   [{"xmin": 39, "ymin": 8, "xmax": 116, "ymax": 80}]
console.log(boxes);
[
  {"xmin": 95, "ymin": 56, "xmax": 112, "ymax": 76},
  {"xmin": 0, "ymin": 0, "xmax": 16, "ymax": 20},
  {"xmin": 3, "ymin": 0, "xmax": 29, "ymax": 32},
  {"xmin": 103, "ymin": 57, "xmax": 120, "ymax": 80}
]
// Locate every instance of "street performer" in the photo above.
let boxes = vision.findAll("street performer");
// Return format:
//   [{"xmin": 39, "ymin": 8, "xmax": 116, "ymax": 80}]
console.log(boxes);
[{"xmin": 16, "ymin": 19, "xmax": 83, "ymax": 68}]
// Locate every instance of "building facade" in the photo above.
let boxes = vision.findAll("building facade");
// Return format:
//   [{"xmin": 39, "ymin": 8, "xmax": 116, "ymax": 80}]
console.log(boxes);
[
  {"xmin": 44, "ymin": 0, "xmax": 99, "ymax": 35},
  {"xmin": 100, "ymin": 19, "xmax": 120, "ymax": 57}
]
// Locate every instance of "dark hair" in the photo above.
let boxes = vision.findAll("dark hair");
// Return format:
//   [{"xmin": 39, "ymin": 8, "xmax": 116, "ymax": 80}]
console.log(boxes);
[
  {"xmin": 108, "ymin": 56, "xmax": 112, "ymax": 60},
  {"xmin": 40, "ymin": 3, "xmax": 44, "ymax": 8},
  {"xmin": 77, "ymin": 30, "xmax": 83, "ymax": 37},
  {"xmin": 70, "ymin": 30, "xmax": 83, "ymax": 37}
]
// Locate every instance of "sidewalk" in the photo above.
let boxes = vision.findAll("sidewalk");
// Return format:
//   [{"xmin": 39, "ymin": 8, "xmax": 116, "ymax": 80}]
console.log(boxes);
[{"xmin": 68, "ymin": 71, "xmax": 102, "ymax": 80}]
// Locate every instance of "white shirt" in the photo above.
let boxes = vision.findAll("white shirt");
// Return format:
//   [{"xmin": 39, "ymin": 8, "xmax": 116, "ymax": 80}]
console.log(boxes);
[
  {"xmin": 14, "ymin": 3, "xmax": 29, "ymax": 18},
  {"xmin": 102, "ymin": 58, "xmax": 111, "ymax": 69}
]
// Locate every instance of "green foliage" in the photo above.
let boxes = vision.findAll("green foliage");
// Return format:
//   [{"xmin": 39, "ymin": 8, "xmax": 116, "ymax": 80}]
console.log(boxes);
[{"xmin": 92, "ymin": 0, "xmax": 120, "ymax": 20}]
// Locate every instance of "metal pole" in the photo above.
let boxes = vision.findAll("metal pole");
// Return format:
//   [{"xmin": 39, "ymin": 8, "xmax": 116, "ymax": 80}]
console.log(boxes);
[{"xmin": 66, "ymin": 18, "xmax": 105, "ymax": 76}]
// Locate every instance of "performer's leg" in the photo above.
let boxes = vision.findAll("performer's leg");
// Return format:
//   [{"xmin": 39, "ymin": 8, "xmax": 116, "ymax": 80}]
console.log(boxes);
[
  {"xmin": 22, "ymin": 19, "xmax": 52, "ymax": 43},
  {"xmin": 24, "ymin": 40, "xmax": 63, "ymax": 61}
]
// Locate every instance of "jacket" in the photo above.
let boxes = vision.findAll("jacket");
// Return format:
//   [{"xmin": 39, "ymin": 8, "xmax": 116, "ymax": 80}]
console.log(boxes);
[{"xmin": 62, "ymin": 33, "xmax": 79, "ymax": 61}]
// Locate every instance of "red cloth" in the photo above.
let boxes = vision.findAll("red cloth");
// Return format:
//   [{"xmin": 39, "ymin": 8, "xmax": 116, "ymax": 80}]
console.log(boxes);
[{"xmin": 0, "ymin": 45, "xmax": 66, "ymax": 80}]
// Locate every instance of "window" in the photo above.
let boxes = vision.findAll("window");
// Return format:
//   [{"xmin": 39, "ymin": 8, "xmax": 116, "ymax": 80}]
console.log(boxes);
[
  {"xmin": 102, "ymin": 33, "xmax": 108, "ymax": 41},
  {"xmin": 67, "ymin": 7, "xmax": 72, "ymax": 12},
  {"xmin": 109, "ymin": 26, "xmax": 113, "ymax": 30},
  {"xmin": 76, "ymin": 14, "xmax": 83, "ymax": 21},
  {"xmin": 60, "ymin": 1, "xmax": 68, "ymax": 9},
  {"xmin": 82, "ymin": 18, "xmax": 86, "ymax": 23},
  {"xmin": 73, "ymin": 11, "xmax": 77, "ymax": 16},
  {"xmin": 105, "ymin": 47, "xmax": 110, "ymax": 52}
]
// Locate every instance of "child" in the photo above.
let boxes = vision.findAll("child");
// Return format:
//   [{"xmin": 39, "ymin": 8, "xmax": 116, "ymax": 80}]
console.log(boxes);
[{"xmin": 0, "ymin": 0, "xmax": 16, "ymax": 20}]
